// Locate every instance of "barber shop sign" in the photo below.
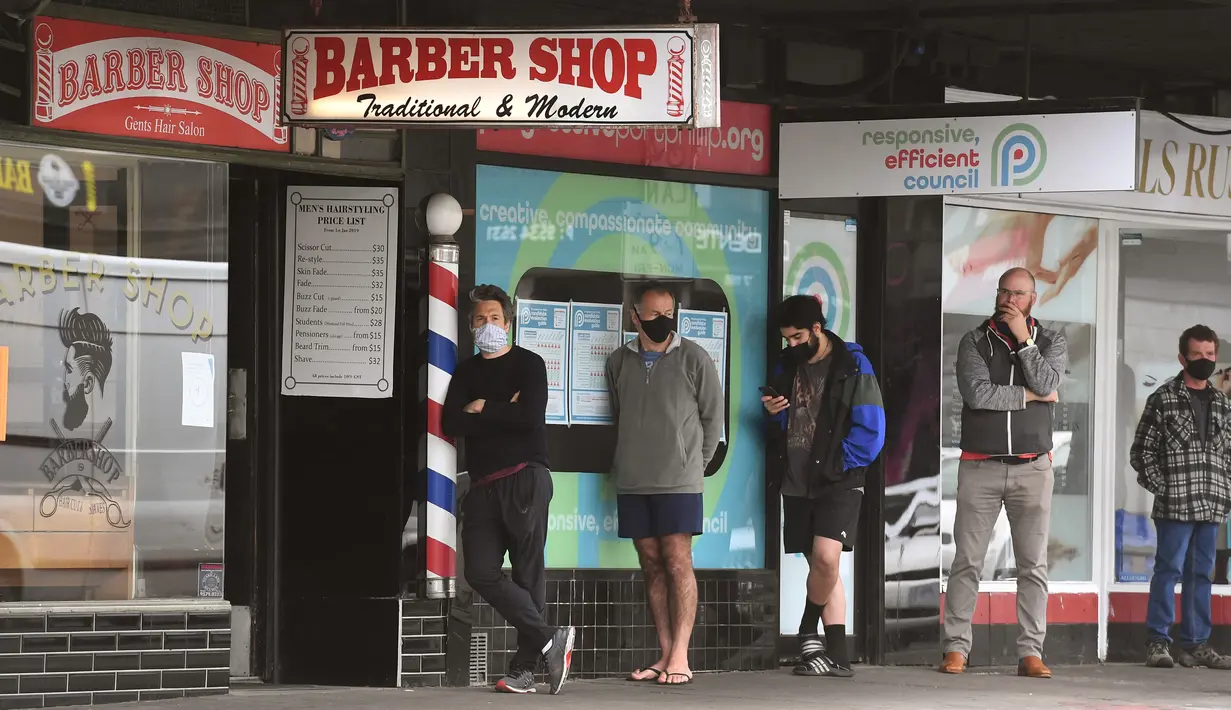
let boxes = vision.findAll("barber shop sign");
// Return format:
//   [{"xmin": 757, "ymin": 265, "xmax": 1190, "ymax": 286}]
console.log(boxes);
[{"xmin": 280, "ymin": 26, "xmax": 721, "ymax": 128}]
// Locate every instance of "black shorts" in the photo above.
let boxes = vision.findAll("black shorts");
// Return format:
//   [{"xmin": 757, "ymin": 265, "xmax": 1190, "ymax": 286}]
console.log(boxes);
[
  {"xmin": 616, "ymin": 493, "xmax": 703, "ymax": 539},
  {"xmin": 783, "ymin": 489, "xmax": 863, "ymax": 554}
]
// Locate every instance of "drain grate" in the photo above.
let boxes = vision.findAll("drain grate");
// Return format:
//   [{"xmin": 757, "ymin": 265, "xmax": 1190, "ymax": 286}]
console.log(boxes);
[{"xmin": 469, "ymin": 632, "xmax": 489, "ymax": 686}]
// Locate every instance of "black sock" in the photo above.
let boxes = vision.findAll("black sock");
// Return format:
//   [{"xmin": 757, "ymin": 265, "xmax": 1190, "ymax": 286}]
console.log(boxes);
[
  {"xmin": 800, "ymin": 600, "xmax": 824, "ymax": 636},
  {"xmin": 824, "ymin": 624, "xmax": 849, "ymax": 667}
]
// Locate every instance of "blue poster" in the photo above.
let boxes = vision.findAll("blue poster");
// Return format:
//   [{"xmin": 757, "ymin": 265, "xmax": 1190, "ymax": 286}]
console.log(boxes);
[
  {"xmin": 567, "ymin": 302, "xmax": 622, "ymax": 425},
  {"xmin": 514, "ymin": 298, "xmax": 570, "ymax": 425}
]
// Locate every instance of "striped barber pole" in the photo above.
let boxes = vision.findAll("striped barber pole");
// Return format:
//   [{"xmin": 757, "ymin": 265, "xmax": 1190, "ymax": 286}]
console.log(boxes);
[{"xmin": 424, "ymin": 242, "xmax": 460, "ymax": 599}]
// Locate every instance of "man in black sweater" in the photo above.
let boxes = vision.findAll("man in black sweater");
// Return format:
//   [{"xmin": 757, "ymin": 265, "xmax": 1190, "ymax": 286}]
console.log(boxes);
[{"xmin": 442, "ymin": 285, "xmax": 575, "ymax": 695}]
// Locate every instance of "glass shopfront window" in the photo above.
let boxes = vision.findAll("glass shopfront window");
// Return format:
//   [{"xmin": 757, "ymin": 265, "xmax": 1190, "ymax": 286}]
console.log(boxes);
[
  {"xmin": 0, "ymin": 140, "xmax": 227, "ymax": 601},
  {"xmin": 1115, "ymin": 228, "xmax": 1231, "ymax": 583},
  {"xmin": 940, "ymin": 205, "xmax": 1097, "ymax": 583}
]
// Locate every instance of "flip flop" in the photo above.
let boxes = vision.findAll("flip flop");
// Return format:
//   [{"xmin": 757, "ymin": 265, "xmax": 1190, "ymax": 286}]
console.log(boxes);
[
  {"xmin": 626, "ymin": 666, "xmax": 663, "ymax": 682},
  {"xmin": 660, "ymin": 672, "xmax": 693, "ymax": 685}
]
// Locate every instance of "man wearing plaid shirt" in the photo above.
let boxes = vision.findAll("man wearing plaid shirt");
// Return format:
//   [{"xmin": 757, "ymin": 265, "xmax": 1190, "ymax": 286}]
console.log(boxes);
[{"xmin": 1132, "ymin": 324, "xmax": 1231, "ymax": 670}]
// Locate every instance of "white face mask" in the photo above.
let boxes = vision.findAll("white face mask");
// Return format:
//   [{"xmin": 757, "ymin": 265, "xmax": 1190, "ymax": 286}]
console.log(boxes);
[{"xmin": 473, "ymin": 323, "xmax": 509, "ymax": 353}]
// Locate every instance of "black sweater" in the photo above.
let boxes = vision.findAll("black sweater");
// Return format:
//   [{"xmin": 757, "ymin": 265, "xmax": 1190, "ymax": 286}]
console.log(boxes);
[{"xmin": 441, "ymin": 346, "xmax": 550, "ymax": 482}]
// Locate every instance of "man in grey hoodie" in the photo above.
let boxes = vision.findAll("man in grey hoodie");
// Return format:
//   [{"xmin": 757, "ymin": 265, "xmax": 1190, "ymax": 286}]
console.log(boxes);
[{"xmin": 607, "ymin": 282, "xmax": 723, "ymax": 687}]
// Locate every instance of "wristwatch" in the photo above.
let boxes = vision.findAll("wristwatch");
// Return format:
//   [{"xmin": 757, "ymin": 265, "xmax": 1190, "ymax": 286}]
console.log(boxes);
[{"xmin": 1020, "ymin": 337, "xmax": 1035, "ymax": 350}]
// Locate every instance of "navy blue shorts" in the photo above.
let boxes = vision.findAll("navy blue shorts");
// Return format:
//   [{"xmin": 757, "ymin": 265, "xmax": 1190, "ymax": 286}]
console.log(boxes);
[{"xmin": 616, "ymin": 493, "xmax": 703, "ymax": 540}]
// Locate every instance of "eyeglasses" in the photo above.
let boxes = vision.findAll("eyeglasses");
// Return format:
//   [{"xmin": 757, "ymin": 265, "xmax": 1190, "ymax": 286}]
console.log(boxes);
[{"xmin": 996, "ymin": 288, "xmax": 1034, "ymax": 299}]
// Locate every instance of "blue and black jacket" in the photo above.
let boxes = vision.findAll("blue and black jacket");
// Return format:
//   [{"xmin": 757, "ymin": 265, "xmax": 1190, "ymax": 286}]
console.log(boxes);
[{"xmin": 766, "ymin": 332, "xmax": 886, "ymax": 495}]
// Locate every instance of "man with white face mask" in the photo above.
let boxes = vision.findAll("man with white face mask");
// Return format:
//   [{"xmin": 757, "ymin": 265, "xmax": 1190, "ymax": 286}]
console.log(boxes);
[{"xmin": 443, "ymin": 285, "xmax": 575, "ymax": 695}]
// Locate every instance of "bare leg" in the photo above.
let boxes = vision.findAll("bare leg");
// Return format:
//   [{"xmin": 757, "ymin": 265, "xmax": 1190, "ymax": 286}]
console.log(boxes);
[
  {"xmin": 659, "ymin": 533, "xmax": 697, "ymax": 683},
  {"xmin": 630, "ymin": 538, "xmax": 670, "ymax": 680},
  {"xmin": 807, "ymin": 536, "xmax": 844, "ymax": 615}
]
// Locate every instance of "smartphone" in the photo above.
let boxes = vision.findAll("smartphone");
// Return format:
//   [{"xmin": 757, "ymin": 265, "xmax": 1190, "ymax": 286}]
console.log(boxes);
[{"xmin": 758, "ymin": 386, "xmax": 781, "ymax": 398}]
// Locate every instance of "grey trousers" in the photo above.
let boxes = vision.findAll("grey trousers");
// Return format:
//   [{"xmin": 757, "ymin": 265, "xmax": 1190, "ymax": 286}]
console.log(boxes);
[{"xmin": 943, "ymin": 456, "xmax": 1053, "ymax": 660}]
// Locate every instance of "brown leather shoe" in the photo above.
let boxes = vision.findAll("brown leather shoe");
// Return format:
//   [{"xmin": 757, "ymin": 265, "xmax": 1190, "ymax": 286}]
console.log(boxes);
[
  {"xmin": 1017, "ymin": 656, "xmax": 1052, "ymax": 678},
  {"xmin": 939, "ymin": 652, "xmax": 967, "ymax": 674}
]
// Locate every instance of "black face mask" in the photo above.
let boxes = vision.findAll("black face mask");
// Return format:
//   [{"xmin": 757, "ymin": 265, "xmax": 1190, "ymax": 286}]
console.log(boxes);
[
  {"xmin": 787, "ymin": 335, "xmax": 820, "ymax": 364},
  {"xmin": 1185, "ymin": 357, "xmax": 1217, "ymax": 381},
  {"xmin": 639, "ymin": 314, "xmax": 675, "ymax": 344}
]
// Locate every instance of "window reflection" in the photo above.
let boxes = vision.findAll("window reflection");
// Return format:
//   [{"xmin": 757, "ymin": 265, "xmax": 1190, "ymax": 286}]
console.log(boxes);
[
  {"xmin": 881, "ymin": 197, "xmax": 943, "ymax": 660},
  {"xmin": 1116, "ymin": 229, "xmax": 1231, "ymax": 583},
  {"xmin": 940, "ymin": 205, "xmax": 1096, "ymax": 583},
  {"xmin": 0, "ymin": 140, "xmax": 226, "ymax": 601}
]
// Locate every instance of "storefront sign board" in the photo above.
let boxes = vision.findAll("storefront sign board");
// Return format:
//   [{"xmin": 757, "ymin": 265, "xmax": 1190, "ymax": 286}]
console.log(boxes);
[
  {"xmin": 281, "ymin": 26, "xmax": 721, "ymax": 128},
  {"xmin": 780, "ymin": 111, "xmax": 1139, "ymax": 198},
  {"xmin": 477, "ymin": 101, "xmax": 769, "ymax": 175},
  {"xmin": 281, "ymin": 186, "xmax": 399, "ymax": 399},
  {"xmin": 31, "ymin": 16, "xmax": 290, "ymax": 152}
]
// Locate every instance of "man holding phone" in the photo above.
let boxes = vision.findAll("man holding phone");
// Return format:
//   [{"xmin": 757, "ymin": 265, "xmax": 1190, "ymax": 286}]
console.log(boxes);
[{"xmin": 763, "ymin": 295, "xmax": 885, "ymax": 677}]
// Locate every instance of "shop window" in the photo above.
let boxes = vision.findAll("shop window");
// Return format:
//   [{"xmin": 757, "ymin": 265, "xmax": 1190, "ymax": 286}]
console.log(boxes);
[
  {"xmin": 940, "ymin": 205, "xmax": 1097, "ymax": 583},
  {"xmin": 1115, "ymin": 229, "xmax": 1231, "ymax": 583},
  {"xmin": 0, "ymin": 140, "xmax": 227, "ymax": 601},
  {"xmin": 472, "ymin": 164, "xmax": 768, "ymax": 570},
  {"xmin": 510, "ymin": 267, "xmax": 730, "ymax": 477}
]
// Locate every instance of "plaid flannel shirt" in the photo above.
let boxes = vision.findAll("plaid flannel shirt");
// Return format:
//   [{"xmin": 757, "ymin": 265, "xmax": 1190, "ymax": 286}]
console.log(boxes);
[{"xmin": 1130, "ymin": 374, "xmax": 1231, "ymax": 523}]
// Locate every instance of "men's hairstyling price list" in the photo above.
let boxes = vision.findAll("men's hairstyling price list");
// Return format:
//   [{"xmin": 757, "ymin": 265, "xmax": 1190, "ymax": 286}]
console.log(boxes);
[
  {"xmin": 280, "ymin": 186, "xmax": 399, "ymax": 398},
  {"xmin": 515, "ymin": 298, "xmax": 570, "ymax": 424},
  {"xmin": 568, "ymin": 302, "xmax": 623, "ymax": 425}
]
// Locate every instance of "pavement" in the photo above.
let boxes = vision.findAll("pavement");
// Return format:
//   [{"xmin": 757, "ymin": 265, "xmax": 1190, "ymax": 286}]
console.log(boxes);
[{"xmin": 98, "ymin": 665, "xmax": 1231, "ymax": 710}]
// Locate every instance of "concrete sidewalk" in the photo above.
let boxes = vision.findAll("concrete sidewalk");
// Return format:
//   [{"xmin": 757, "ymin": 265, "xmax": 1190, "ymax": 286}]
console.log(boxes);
[{"xmin": 90, "ymin": 665, "xmax": 1231, "ymax": 710}]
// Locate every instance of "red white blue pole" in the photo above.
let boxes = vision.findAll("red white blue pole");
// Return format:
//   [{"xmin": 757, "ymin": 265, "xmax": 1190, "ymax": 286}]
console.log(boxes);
[{"xmin": 423, "ymin": 194, "xmax": 462, "ymax": 600}]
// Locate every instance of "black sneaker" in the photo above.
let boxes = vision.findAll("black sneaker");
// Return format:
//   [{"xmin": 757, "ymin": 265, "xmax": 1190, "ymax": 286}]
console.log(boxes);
[
  {"xmin": 1145, "ymin": 639, "xmax": 1174, "ymax": 668},
  {"xmin": 1176, "ymin": 643, "xmax": 1231, "ymax": 670},
  {"xmin": 793, "ymin": 652, "xmax": 854, "ymax": 678},
  {"xmin": 799, "ymin": 633, "xmax": 826, "ymax": 662},
  {"xmin": 495, "ymin": 668, "xmax": 537, "ymax": 694},
  {"xmin": 544, "ymin": 626, "xmax": 575, "ymax": 694}
]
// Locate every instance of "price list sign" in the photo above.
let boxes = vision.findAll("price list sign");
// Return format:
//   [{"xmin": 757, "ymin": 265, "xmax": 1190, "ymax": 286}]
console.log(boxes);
[
  {"xmin": 568, "ymin": 302, "xmax": 622, "ymax": 425},
  {"xmin": 280, "ymin": 186, "xmax": 399, "ymax": 398},
  {"xmin": 515, "ymin": 298, "xmax": 570, "ymax": 424}
]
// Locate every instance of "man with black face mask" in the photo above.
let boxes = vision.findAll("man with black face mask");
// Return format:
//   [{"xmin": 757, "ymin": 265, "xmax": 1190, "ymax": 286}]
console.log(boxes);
[
  {"xmin": 607, "ymin": 282, "xmax": 722, "ymax": 686},
  {"xmin": 1133, "ymin": 325, "xmax": 1231, "ymax": 671},
  {"xmin": 763, "ymin": 295, "xmax": 885, "ymax": 678}
]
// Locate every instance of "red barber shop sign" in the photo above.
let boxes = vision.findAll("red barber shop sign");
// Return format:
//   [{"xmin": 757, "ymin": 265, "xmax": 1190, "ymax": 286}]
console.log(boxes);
[
  {"xmin": 280, "ymin": 26, "xmax": 721, "ymax": 128},
  {"xmin": 31, "ymin": 16, "xmax": 290, "ymax": 152}
]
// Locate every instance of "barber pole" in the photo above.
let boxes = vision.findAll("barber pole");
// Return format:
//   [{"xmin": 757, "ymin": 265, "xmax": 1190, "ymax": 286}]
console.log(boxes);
[{"xmin": 424, "ymin": 242, "xmax": 460, "ymax": 599}]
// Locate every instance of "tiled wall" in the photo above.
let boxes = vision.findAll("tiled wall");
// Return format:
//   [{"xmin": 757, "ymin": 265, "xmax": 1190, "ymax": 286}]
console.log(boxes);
[
  {"xmin": 0, "ymin": 603, "xmax": 230, "ymax": 708},
  {"xmin": 469, "ymin": 570, "xmax": 778, "ymax": 683},
  {"xmin": 399, "ymin": 600, "xmax": 448, "ymax": 688}
]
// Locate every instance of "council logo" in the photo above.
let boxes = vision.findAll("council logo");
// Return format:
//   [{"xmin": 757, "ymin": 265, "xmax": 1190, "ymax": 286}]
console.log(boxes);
[{"xmin": 991, "ymin": 123, "xmax": 1047, "ymax": 187}]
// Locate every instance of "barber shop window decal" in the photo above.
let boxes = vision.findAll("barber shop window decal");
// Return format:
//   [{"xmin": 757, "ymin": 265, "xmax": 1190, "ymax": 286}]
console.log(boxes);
[{"xmin": 38, "ymin": 307, "xmax": 129, "ymax": 529}]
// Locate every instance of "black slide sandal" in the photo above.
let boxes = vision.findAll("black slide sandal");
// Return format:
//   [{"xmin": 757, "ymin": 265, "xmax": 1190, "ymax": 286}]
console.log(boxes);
[{"xmin": 661, "ymin": 672, "xmax": 693, "ymax": 685}]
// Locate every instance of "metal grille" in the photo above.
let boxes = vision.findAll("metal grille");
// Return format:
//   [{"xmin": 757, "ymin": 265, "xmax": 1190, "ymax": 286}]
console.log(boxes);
[
  {"xmin": 469, "ymin": 632, "xmax": 489, "ymax": 686},
  {"xmin": 58, "ymin": 0, "xmax": 247, "ymax": 24}
]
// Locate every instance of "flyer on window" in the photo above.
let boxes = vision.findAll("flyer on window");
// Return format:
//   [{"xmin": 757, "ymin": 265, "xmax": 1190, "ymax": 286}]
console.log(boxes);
[
  {"xmin": 514, "ymin": 298, "xmax": 570, "ymax": 425},
  {"xmin": 568, "ymin": 302, "xmax": 623, "ymax": 425}
]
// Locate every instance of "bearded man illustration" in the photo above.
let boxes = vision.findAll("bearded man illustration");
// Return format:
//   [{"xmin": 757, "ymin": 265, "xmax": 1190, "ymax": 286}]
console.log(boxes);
[{"xmin": 58, "ymin": 307, "xmax": 113, "ymax": 432}]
